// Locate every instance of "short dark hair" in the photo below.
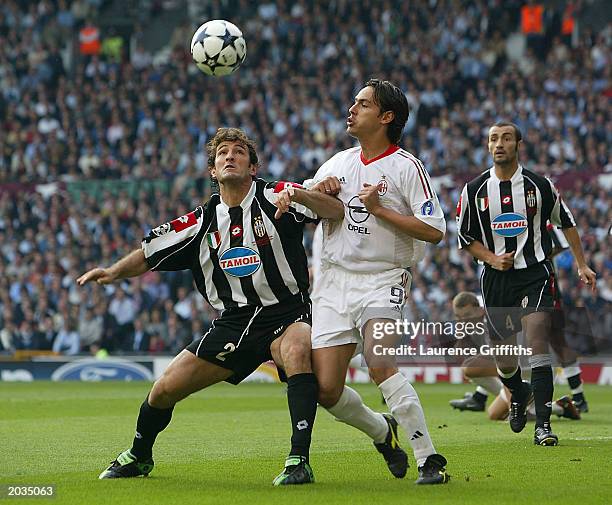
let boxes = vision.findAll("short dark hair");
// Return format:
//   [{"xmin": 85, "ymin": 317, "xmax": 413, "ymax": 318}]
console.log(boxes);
[
  {"xmin": 365, "ymin": 78, "xmax": 409, "ymax": 144},
  {"xmin": 206, "ymin": 127, "xmax": 259, "ymax": 170},
  {"xmin": 491, "ymin": 121, "xmax": 522, "ymax": 142}
]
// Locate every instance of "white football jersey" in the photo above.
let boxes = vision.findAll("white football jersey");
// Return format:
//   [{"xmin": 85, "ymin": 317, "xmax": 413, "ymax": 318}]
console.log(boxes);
[{"xmin": 305, "ymin": 145, "xmax": 446, "ymax": 273}]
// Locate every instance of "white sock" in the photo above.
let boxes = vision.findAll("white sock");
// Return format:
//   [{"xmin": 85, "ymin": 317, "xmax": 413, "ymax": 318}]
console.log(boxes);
[
  {"xmin": 499, "ymin": 388, "xmax": 509, "ymax": 403},
  {"xmin": 562, "ymin": 365, "xmax": 581, "ymax": 380},
  {"xmin": 551, "ymin": 400, "xmax": 562, "ymax": 416},
  {"xmin": 326, "ymin": 386, "xmax": 388, "ymax": 443},
  {"xmin": 378, "ymin": 372, "xmax": 435, "ymax": 467},
  {"xmin": 570, "ymin": 384, "xmax": 584, "ymax": 395},
  {"xmin": 475, "ymin": 386, "xmax": 489, "ymax": 396},
  {"xmin": 562, "ymin": 365, "xmax": 584, "ymax": 395},
  {"xmin": 473, "ymin": 376, "xmax": 503, "ymax": 396}
]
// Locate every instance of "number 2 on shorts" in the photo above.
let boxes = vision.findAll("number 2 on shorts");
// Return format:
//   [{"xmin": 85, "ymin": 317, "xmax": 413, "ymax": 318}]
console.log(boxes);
[{"xmin": 216, "ymin": 342, "xmax": 236, "ymax": 361}]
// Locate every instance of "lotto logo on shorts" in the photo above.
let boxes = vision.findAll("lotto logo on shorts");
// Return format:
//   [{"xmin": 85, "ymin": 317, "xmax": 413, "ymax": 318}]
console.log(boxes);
[
  {"xmin": 219, "ymin": 246, "xmax": 262, "ymax": 277},
  {"xmin": 491, "ymin": 212, "xmax": 528, "ymax": 237}
]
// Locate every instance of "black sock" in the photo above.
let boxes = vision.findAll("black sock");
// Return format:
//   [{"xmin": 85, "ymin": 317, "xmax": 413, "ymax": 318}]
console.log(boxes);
[
  {"xmin": 130, "ymin": 396, "xmax": 174, "ymax": 460},
  {"xmin": 567, "ymin": 373, "xmax": 582, "ymax": 390},
  {"xmin": 566, "ymin": 373, "xmax": 585, "ymax": 403},
  {"xmin": 286, "ymin": 373, "xmax": 318, "ymax": 462},
  {"xmin": 531, "ymin": 366, "xmax": 553, "ymax": 428},
  {"xmin": 473, "ymin": 391, "xmax": 487, "ymax": 403},
  {"xmin": 572, "ymin": 392, "xmax": 585, "ymax": 403},
  {"xmin": 499, "ymin": 368, "xmax": 524, "ymax": 396}
]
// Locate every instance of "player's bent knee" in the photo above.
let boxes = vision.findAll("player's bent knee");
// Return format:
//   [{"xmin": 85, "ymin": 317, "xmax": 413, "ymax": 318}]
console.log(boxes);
[
  {"xmin": 462, "ymin": 366, "xmax": 474, "ymax": 378},
  {"xmin": 280, "ymin": 337, "xmax": 311, "ymax": 371},
  {"xmin": 149, "ymin": 376, "xmax": 181, "ymax": 409},
  {"xmin": 149, "ymin": 380, "xmax": 171, "ymax": 409},
  {"xmin": 318, "ymin": 383, "xmax": 343, "ymax": 408}
]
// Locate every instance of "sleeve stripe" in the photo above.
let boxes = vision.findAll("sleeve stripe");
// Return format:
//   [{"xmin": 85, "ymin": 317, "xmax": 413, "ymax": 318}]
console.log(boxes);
[
  {"xmin": 559, "ymin": 198, "xmax": 576, "ymax": 227},
  {"xmin": 402, "ymin": 156, "xmax": 430, "ymax": 199},
  {"xmin": 415, "ymin": 159, "xmax": 434, "ymax": 199},
  {"xmin": 149, "ymin": 229, "xmax": 200, "ymax": 271},
  {"xmin": 400, "ymin": 150, "xmax": 433, "ymax": 200},
  {"xmin": 456, "ymin": 186, "xmax": 473, "ymax": 248}
]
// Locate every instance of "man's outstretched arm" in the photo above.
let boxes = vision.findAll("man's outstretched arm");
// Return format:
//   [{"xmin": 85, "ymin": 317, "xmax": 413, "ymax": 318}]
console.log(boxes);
[{"xmin": 77, "ymin": 249, "xmax": 150, "ymax": 285}]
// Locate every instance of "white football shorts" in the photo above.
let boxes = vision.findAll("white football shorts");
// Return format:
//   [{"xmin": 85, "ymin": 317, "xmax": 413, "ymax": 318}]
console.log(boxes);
[{"xmin": 311, "ymin": 264, "xmax": 412, "ymax": 351}]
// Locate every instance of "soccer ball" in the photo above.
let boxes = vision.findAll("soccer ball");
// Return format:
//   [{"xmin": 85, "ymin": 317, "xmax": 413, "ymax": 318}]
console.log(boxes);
[{"xmin": 190, "ymin": 20, "xmax": 247, "ymax": 76}]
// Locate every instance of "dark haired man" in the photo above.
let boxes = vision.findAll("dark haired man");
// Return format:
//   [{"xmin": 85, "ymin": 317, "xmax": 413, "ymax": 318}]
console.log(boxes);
[
  {"xmin": 456, "ymin": 121, "xmax": 596, "ymax": 445},
  {"xmin": 277, "ymin": 79, "xmax": 450, "ymax": 484},
  {"xmin": 78, "ymin": 128, "xmax": 344, "ymax": 485}
]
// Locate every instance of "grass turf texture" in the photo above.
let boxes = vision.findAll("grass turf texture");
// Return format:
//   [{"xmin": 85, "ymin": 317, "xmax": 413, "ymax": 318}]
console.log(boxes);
[{"xmin": 1, "ymin": 382, "xmax": 610, "ymax": 505}]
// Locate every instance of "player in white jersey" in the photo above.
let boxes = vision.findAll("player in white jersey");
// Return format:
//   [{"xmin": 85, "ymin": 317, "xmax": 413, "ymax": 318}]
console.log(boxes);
[{"xmin": 276, "ymin": 79, "xmax": 449, "ymax": 484}]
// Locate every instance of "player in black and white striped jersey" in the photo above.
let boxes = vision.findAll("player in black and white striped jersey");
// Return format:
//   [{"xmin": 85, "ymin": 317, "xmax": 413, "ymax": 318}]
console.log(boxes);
[
  {"xmin": 78, "ymin": 128, "xmax": 344, "ymax": 485},
  {"xmin": 456, "ymin": 121, "xmax": 597, "ymax": 446}
]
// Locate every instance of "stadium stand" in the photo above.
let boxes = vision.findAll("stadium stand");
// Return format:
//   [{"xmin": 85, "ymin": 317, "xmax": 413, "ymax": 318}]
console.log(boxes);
[{"xmin": 0, "ymin": 0, "xmax": 609, "ymax": 355}]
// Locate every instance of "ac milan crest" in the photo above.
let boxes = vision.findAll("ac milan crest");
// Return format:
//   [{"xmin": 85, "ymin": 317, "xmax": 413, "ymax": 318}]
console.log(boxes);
[{"xmin": 377, "ymin": 176, "xmax": 388, "ymax": 196}]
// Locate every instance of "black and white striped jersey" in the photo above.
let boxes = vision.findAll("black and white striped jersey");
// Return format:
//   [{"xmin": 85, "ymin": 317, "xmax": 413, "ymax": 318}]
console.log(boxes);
[
  {"xmin": 456, "ymin": 165, "xmax": 575, "ymax": 269},
  {"xmin": 142, "ymin": 179, "xmax": 317, "ymax": 310}
]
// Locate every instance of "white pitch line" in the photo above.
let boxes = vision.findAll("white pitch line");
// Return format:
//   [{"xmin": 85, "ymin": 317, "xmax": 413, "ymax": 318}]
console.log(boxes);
[{"xmin": 569, "ymin": 436, "xmax": 612, "ymax": 441}]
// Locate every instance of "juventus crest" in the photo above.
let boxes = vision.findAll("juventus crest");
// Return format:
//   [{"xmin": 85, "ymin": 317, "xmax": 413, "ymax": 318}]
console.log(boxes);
[
  {"xmin": 526, "ymin": 190, "xmax": 536, "ymax": 208},
  {"xmin": 253, "ymin": 216, "xmax": 266, "ymax": 238}
]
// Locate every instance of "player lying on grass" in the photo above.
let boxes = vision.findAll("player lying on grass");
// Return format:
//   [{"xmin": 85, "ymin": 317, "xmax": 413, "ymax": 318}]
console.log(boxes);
[
  {"xmin": 78, "ymin": 127, "xmax": 346, "ymax": 486},
  {"xmin": 450, "ymin": 223, "xmax": 590, "ymax": 415},
  {"xmin": 448, "ymin": 292, "xmax": 581, "ymax": 422}
]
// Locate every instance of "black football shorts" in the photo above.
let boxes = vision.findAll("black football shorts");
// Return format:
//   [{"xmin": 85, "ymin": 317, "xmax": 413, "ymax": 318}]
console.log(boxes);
[
  {"xmin": 481, "ymin": 260, "xmax": 558, "ymax": 339},
  {"xmin": 186, "ymin": 292, "xmax": 311, "ymax": 384}
]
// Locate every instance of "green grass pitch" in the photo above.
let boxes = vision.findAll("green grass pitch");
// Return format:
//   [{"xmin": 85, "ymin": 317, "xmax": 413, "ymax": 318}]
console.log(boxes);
[{"xmin": 1, "ymin": 382, "xmax": 611, "ymax": 505}]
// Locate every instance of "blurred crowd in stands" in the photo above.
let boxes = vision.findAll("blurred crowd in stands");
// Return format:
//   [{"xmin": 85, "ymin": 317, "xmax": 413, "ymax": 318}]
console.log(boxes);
[{"xmin": 0, "ymin": 0, "xmax": 610, "ymax": 355}]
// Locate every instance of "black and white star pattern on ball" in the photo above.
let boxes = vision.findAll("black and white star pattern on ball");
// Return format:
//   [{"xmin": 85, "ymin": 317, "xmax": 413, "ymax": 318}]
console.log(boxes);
[{"xmin": 220, "ymin": 26, "xmax": 239, "ymax": 50}]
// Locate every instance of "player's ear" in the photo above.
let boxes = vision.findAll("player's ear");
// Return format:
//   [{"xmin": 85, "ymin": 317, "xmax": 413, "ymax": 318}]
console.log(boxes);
[
  {"xmin": 380, "ymin": 110, "xmax": 394, "ymax": 125},
  {"xmin": 249, "ymin": 163, "xmax": 257, "ymax": 177}
]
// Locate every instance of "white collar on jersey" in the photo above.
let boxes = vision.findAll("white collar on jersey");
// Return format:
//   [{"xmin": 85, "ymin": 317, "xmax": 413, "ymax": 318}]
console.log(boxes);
[
  {"xmin": 489, "ymin": 163, "xmax": 524, "ymax": 183},
  {"xmin": 218, "ymin": 180, "xmax": 257, "ymax": 210}
]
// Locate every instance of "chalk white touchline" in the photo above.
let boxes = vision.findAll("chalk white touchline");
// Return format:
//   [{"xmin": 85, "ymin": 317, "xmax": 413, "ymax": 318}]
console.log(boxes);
[{"xmin": 569, "ymin": 436, "xmax": 612, "ymax": 441}]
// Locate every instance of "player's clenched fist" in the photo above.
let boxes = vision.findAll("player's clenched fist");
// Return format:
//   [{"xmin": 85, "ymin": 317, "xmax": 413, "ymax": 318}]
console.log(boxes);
[
  {"xmin": 358, "ymin": 183, "xmax": 382, "ymax": 215},
  {"xmin": 77, "ymin": 268, "xmax": 117, "ymax": 286},
  {"xmin": 311, "ymin": 176, "xmax": 341, "ymax": 195},
  {"xmin": 489, "ymin": 251, "xmax": 515, "ymax": 271},
  {"xmin": 274, "ymin": 186, "xmax": 296, "ymax": 219},
  {"xmin": 577, "ymin": 264, "xmax": 597, "ymax": 291}
]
